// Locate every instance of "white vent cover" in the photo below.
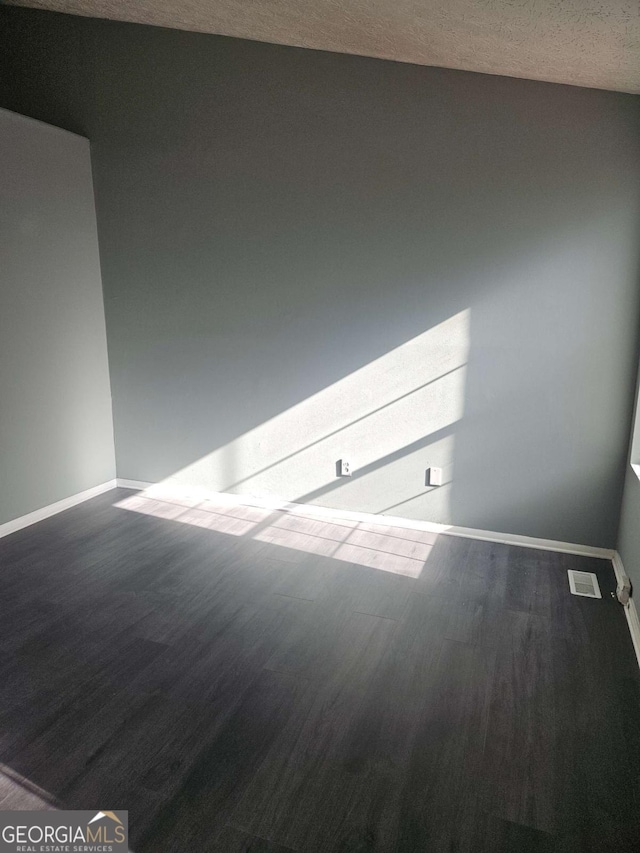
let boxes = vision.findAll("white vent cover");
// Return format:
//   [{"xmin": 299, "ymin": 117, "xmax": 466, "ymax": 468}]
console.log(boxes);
[{"xmin": 567, "ymin": 570, "xmax": 602, "ymax": 599}]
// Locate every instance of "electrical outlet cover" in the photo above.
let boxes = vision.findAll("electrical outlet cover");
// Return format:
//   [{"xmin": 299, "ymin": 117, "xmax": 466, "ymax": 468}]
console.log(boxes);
[{"xmin": 428, "ymin": 467, "xmax": 443, "ymax": 486}]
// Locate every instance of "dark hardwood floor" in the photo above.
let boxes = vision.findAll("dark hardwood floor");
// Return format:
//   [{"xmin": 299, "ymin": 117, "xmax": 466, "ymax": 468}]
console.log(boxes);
[{"xmin": 0, "ymin": 487, "xmax": 639, "ymax": 852}]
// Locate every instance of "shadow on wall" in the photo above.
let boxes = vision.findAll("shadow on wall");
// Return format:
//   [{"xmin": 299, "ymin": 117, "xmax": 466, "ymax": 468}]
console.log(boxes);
[{"xmin": 159, "ymin": 310, "xmax": 469, "ymax": 527}]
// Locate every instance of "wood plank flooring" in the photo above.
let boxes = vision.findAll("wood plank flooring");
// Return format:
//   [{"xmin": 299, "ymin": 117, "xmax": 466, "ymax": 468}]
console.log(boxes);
[{"xmin": 0, "ymin": 488, "xmax": 639, "ymax": 852}]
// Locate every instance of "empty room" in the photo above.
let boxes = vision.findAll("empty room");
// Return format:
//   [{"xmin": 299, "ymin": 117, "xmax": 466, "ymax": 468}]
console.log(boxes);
[{"xmin": 1, "ymin": 1, "xmax": 640, "ymax": 851}]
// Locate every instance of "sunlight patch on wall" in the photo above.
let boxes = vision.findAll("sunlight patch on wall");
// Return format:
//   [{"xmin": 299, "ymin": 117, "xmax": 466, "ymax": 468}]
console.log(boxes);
[{"xmin": 156, "ymin": 309, "xmax": 470, "ymax": 516}]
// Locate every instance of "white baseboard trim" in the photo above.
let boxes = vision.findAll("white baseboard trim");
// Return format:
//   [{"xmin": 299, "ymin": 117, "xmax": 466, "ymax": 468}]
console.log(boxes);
[
  {"xmin": 0, "ymin": 480, "xmax": 117, "ymax": 540},
  {"xmin": 116, "ymin": 478, "xmax": 155, "ymax": 491},
  {"xmin": 436, "ymin": 526, "xmax": 613, "ymax": 560},
  {"xmin": 612, "ymin": 551, "xmax": 626, "ymax": 587},
  {"xmin": 612, "ymin": 551, "xmax": 640, "ymax": 670},
  {"xmin": 115, "ymin": 478, "xmax": 614, "ymax": 560}
]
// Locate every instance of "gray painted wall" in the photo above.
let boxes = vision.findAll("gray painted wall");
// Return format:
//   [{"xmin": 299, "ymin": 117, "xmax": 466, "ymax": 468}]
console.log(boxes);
[
  {"xmin": 618, "ymin": 468, "xmax": 640, "ymax": 587},
  {"xmin": 618, "ymin": 373, "xmax": 640, "ymax": 586},
  {"xmin": 2, "ymin": 8, "xmax": 640, "ymax": 547},
  {"xmin": 0, "ymin": 107, "xmax": 115, "ymax": 524}
]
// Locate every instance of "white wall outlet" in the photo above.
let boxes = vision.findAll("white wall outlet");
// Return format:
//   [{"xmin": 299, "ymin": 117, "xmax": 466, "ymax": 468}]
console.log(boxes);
[
  {"xmin": 339, "ymin": 459, "xmax": 352, "ymax": 477},
  {"xmin": 427, "ymin": 466, "xmax": 443, "ymax": 486}
]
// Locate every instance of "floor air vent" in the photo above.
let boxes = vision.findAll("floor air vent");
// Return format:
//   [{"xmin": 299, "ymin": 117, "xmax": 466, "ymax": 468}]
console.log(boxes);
[{"xmin": 567, "ymin": 570, "xmax": 602, "ymax": 599}]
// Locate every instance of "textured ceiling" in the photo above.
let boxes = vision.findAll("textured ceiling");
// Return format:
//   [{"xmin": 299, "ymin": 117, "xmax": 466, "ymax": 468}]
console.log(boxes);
[{"xmin": 7, "ymin": 0, "xmax": 640, "ymax": 93}]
